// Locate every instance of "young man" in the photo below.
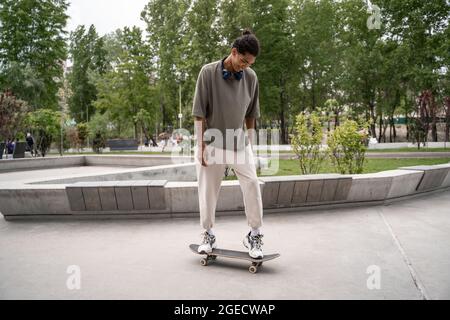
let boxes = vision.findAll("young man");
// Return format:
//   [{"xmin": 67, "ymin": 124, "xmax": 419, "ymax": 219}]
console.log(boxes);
[{"xmin": 192, "ymin": 29, "xmax": 264, "ymax": 258}]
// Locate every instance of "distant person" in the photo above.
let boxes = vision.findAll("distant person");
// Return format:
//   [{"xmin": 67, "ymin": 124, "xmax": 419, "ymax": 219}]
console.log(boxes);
[
  {"xmin": 6, "ymin": 139, "xmax": 14, "ymax": 159},
  {"xmin": 26, "ymin": 133, "xmax": 35, "ymax": 156}
]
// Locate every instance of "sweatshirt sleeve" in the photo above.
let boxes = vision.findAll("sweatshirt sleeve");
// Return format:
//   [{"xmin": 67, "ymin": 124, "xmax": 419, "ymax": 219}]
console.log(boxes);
[
  {"xmin": 245, "ymin": 76, "xmax": 260, "ymax": 119},
  {"xmin": 192, "ymin": 66, "xmax": 209, "ymax": 118}
]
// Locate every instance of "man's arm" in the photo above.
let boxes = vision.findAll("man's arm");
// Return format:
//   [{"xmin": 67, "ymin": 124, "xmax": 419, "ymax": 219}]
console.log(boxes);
[
  {"xmin": 245, "ymin": 117, "xmax": 257, "ymax": 146},
  {"xmin": 194, "ymin": 116, "xmax": 207, "ymax": 167}
]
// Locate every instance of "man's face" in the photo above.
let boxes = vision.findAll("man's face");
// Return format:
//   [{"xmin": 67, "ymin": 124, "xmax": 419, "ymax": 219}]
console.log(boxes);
[{"xmin": 231, "ymin": 48, "xmax": 256, "ymax": 72}]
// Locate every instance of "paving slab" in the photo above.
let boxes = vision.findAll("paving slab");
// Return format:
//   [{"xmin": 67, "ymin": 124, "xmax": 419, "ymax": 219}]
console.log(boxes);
[{"xmin": 1, "ymin": 190, "xmax": 449, "ymax": 299}]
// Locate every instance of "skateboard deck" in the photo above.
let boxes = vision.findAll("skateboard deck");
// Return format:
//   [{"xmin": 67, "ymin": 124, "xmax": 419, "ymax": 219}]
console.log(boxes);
[{"xmin": 189, "ymin": 244, "xmax": 280, "ymax": 274}]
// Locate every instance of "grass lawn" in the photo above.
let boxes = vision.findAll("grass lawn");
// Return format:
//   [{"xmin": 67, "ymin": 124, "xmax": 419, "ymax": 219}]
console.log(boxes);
[
  {"xmin": 260, "ymin": 147, "xmax": 450, "ymax": 154},
  {"xmin": 264, "ymin": 157, "xmax": 450, "ymax": 176},
  {"xmin": 46, "ymin": 150, "xmax": 450, "ymax": 179},
  {"xmin": 365, "ymin": 147, "xmax": 450, "ymax": 153},
  {"xmin": 221, "ymin": 157, "xmax": 450, "ymax": 180}
]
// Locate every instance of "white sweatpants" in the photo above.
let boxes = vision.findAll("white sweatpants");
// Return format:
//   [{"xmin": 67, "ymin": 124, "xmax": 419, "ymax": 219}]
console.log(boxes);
[{"xmin": 195, "ymin": 144, "xmax": 263, "ymax": 230}]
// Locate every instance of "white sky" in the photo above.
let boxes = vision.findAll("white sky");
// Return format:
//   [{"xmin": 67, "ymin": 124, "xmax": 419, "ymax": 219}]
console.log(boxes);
[{"xmin": 66, "ymin": 0, "xmax": 149, "ymax": 36}]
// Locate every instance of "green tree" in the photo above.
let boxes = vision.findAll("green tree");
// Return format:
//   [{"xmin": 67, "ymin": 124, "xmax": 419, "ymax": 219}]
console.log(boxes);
[
  {"xmin": 379, "ymin": 0, "xmax": 449, "ymax": 142},
  {"xmin": 0, "ymin": 89, "xmax": 29, "ymax": 141},
  {"xmin": 251, "ymin": 0, "xmax": 295, "ymax": 144},
  {"xmin": 0, "ymin": 62, "xmax": 45, "ymax": 109},
  {"xmin": 68, "ymin": 25, "xmax": 107, "ymax": 123},
  {"xmin": 0, "ymin": 0, "xmax": 69, "ymax": 109},
  {"xmin": 336, "ymin": 0, "xmax": 384, "ymax": 139},
  {"xmin": 291, "ymin": 0, "xmax": 341, "ymax": 113},
  {"xmin": 179, "ymin": 0, "xmax": 223, "ymax": 131},
  {"xmin": 142, "ymin": 0, "xmax": 188, "ymax": 131},
  {"xmin": 93, "ymin": 27, "xmax": 158, "ymax": 139},
  {"xmin": 134, "ymin": 108, "xmax": 156, "ymax": 145}
]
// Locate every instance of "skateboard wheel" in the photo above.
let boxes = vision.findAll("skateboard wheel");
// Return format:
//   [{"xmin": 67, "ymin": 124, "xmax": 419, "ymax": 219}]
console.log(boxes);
[
  {"xmin": 200, "ymin": 258, "xmax": 208, "ymax": 266},
  {"xmin": 249, "ymin": 266, "xmax": 258, "ymax": 274}
]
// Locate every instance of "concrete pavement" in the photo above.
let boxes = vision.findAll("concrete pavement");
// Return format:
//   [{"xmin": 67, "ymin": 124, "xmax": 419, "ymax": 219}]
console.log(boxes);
[{"xmin": 0, "ymin": 189, "xmax": 449, "ymax": 299}]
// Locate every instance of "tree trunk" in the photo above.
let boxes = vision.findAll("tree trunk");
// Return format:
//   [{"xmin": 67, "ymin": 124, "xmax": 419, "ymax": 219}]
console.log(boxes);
[
  {"xmin": 393, "ymin": 119, "xmax": 397, "ymax": 142},
  {"xmin": 311, "ymin": 69, "xmax": 316, "ymax": 110},
  {"xmin": 279, "ymin": 105, "xmax": 287, "ymax": 145},
  {"xmin": 378, "ymin": 112, "xmax": 383, "ymax": 142},
  {"xmin": 445, "ymin": 97, "xmax": 450, "ymax": 143},
  {"xmin": 389, "ymin": 116, "xmax": 393, "ymax": 143},
  {"xmin": 431, "ymin": 93, "xmax": 438, "ymax": 142},
  {"xmin": 369, "ymin": 102, "xmax": 376, "ymax": 138},
  {"xmin": 279, "ymin": 77, "xmax": 288, "ymax": 144},
  {"xmin": 406, "ymin": 113, "xmax": 409, "ymax": 141},
  {"xmin": 142, "ymin": 126, "xmax": 150, "ymax": 144},
  {"xmin": 445, "ymin": 125, "xmax": 449, "ymax": 143},
  {"xmin": 133, "ymin": 106, "xmax": 138, "ymax": 140},
  {"xmin": 418, "ymin": 90, "xmax": 431, "ymax": 146},
  {"xmin": 160, "ymin": 95, "xmax": 167, "ymax": 131},
  {"xmin": 334, "ymin": 110, "xmax": 340, "ymax": 128},
  {"xmin": 382, "ymin": 119, "xmax": 388, "ymax": 143}
]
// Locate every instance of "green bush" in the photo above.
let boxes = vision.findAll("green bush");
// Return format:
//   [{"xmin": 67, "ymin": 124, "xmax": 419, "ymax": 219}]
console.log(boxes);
[
  {"xmin": 77, "ymin": 123, "xmax": 88, "ymax": 148},
  {"xmin": 291, "ymin": 112, "xmax": 326, "ymax": 174},
  {"xmin": 92, "ymin": 131, "xmax": 106, "ymax": 154},
  {"xmin": 327, "ymin": 120, "xmax": 369, "ymax": 174},
  {"xmin": 24, "ymin": 109, "xmax": 61, "ymax": 157}
]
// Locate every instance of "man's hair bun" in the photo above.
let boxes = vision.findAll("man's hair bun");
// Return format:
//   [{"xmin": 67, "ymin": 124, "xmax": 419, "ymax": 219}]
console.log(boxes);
[{"xmin": 242, "ymin": 28, "xmax": 253, "ymax": 36}]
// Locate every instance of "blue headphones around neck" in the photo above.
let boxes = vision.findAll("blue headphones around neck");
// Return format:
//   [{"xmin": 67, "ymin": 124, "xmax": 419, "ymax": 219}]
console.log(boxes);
[{"xmin": 222, "ymin": 58, "xmax": 243, "ymax": 81}]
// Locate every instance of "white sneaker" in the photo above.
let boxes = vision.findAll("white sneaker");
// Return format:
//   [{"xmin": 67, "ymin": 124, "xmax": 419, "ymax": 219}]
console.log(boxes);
[
  {"xmin": 243, "ymin": 232, "xmax": 264, "ymax": 259},
  {"xmin": 198, "ymin": 231, "xmax": 217, "ymax": 254}
]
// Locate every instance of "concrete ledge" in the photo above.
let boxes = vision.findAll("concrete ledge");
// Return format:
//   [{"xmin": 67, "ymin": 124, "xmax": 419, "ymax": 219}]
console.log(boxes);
[
  {"xmin": 381, "ymin": 170, "xmax": 424, "ymax": 198},
  {"xmin": 148, "ymin": 180, "xmax": 167, "ymax": 210},
  {"xmin": 34, "ymin": 163, "xmax": 196, "ymax": 184},
  {"xmin": 399, "ymin": 164, "xmax": 450, "ymax": 191},
  {"xmin": 347, "ymin": 173, "xmax": 392, "ymax": 201},
  {"xmin": 260, "ymin": 174, "xmax": 348, "ymax": 208},
  {"xmin": 0, "ymin": 156, "xmax": 85, "ymax": 172},
  {"xmin": 66, "ymin": 180, "xmax": 168, "ymax": 213},
  {"xmin": 165, "ymin": 181, "xmax": 199, "ymax": 213},
  {"xmin": 0, "ymin": 187, "xmax": 70, "ymax": 216},
  {"xmin": 5, "ymin": 185, "xmax": 449, "ymax": 221},
  {"xmin": 1, "ymin": 162, "xmax": 450, "ymax": 220},
  {"xmin": 441, "ymin": 169, "xmax": 450, "ymax": 188},
  {"xmin": 84, "ymin": 155, "xmax": 192, "ymax": 167}
]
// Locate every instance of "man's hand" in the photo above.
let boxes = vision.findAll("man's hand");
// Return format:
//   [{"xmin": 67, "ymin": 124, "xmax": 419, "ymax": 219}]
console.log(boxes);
[
  {"xmin": 199, "ymin": 142, "xmax": 208, "ymax": 167},
  {"xmin": 195, "ymin": 117, "xmax": 208, "ymax": 167},
  {"xmin": 245, "ymin": 117, "xmax": 257, "ymax": 151}
]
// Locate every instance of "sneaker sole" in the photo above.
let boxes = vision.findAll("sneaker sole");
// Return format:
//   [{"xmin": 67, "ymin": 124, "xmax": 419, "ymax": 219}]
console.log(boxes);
[{"xmin": 198, "ymin": 243, "xmax": 217, "ymax": 254}]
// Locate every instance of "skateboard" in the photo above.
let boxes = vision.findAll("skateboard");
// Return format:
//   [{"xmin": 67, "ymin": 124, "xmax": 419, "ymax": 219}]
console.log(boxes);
[{"xmin": 189, "ymin": 244, "xmax": 280, "ymax": 274}]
